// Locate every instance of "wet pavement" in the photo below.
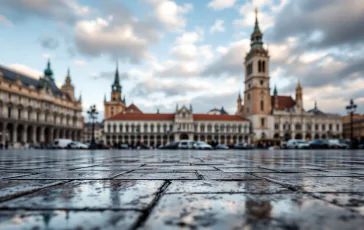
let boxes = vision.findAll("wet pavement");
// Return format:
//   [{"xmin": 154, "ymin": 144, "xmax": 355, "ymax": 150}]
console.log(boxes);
[{"xmin": 0, "ymin": 149, "xmax": 364, "ymax": 229}]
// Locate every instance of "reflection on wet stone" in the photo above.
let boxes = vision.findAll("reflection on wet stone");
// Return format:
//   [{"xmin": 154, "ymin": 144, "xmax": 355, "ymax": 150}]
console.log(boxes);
[
  {"xmin": 142, "ymin": 194, "xmax": 364, "ymax": 230},
  {"xmin": 1, "ymin": 149, "xmax": 364, "ymax": 229},
  {"xmin": 0, "ymin": 210, "xmax": 142, "ymax": 230},
  {"xmin": 0, "ymin": 180, "xmax": 164, "ymax": 210}
]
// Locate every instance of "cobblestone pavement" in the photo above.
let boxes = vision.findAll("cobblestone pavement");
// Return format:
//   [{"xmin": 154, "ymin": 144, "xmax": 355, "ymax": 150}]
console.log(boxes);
[{"xmin": 1, "ymin": 149, "xmax": 364, "ymax": 229}]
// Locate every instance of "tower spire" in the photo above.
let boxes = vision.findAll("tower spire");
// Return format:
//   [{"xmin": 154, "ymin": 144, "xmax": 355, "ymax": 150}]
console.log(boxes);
[
  {"xmin": 273, "ymin": 85, "xmax": 277, "ymax": 95},
  {"xmin": 250, "ymin": 8, "xmax": 264, "ymax": 50}
]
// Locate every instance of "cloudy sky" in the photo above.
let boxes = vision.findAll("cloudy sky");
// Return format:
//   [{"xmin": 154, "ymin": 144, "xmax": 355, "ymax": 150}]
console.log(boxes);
[{"xmin": 1, "ymin": 0, "xmax": 364, "ymax": 121}]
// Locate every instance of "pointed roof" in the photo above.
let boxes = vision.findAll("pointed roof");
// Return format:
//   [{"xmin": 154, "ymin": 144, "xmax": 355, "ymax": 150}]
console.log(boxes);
[
  {"xmin": 238, "ymin": 92, "xmax": 242, "ymax": 101},
  {"xmin": 114, "ymin": 62, "xmax": 120, "ymax": 86},
  {"xmin": 273, "ymin": 85, "xmax": 278, "ymax": 95},
  {"xmin": 253, "ymin": 8, "xmax": 261, "ymax": 34},
  {"xmin": 296, "ymin": 79, "xmax": 302, "ymax": 90},
  {"xmin": 44, "ymin": 59, "xmax": 53, "ymax": 78}
]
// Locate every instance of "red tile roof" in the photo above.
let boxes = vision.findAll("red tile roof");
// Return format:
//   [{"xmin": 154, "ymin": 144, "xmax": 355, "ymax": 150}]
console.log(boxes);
[
  {"xmin": 271, "ymin": 95, "xmax": 296, "ymax": 110},
  {"xmin": 108, "ymin": 113, "xmax": 174, "ymax": 121},
  {"xmin": 107, "ymin": 113, "xmax": 249, "ymax": 122},
  {"xmin": 125, "ymin": 103, "xmax": 143, "ymax": 114},
  {"xmin": 193, "ymin": 114, "xmax": 249, "ymax": 121}
]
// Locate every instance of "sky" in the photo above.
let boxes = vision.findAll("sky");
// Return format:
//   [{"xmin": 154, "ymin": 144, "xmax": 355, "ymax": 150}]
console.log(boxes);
[{"xmin": 1, "ymin": 0, "xmax": 364, "ymax": 122}]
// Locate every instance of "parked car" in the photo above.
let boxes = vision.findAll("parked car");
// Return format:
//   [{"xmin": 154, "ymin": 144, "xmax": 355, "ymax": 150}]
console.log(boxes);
[
  {"xmin": 159, "ymin": 142, "xmax": 179, "ymax": 149},
  {"xmin": 67, "ymin": 142, "xmax": 89, "ymax": 149},
  {"xmin": 234, "ymin": 142, "xmax": 249, "ymax": 149},
  {"xmin": 215, "ymin": 144, "xmax": 229, "ymax": 149},
  {"xmin": 286, "ymin": 139, "xmax": 309, "ymax": 149},
  {"xmin": 178, "ymin": 140, "xmax": 195, "ymax": 149},
  {"xmin": 338, "ymin": 140, "xmax": 350, "ymax": 149},
  {"xmin": 308, "ymin": 140, "xmax": 329, "ymax": 149},
  {"xmin": 193, "ymin": 141, "xmax": 212, "ymax": 150},
  {"xmin": 328, "ymin": 139, "xmax": 348, "ymax": 149},
  {"xmin": 53, "ymin": 139, "xmax": 73, "ymax": 149},
  {"xmin": 120, "ymin": 144, "xmax": 129, "ymax": 149},
  {"xmin": 89, "ymin": 143, "xmax": 112, "ymax": 149}
]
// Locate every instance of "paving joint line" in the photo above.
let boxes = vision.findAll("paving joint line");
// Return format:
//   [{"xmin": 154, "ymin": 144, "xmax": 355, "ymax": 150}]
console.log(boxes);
[{"xmin": 131, "ymin": 180, "xmax": 171, "ymax": 230}]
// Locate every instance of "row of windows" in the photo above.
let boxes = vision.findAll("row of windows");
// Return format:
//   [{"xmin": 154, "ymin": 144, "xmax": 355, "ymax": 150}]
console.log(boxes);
[
  {"xmin": 274, "ymin": 123, "xmax": 340, "ymax": 131},
  {"xmin": 107, "ymin": 123, "xmax": 250, "ymax": 133},
  {"xmin": 1, "ymin": 91, "xmax": 78, "ymax": 115}
]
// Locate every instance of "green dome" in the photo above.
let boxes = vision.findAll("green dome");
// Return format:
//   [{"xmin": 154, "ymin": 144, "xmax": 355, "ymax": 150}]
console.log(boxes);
[{"xmin": 44, "ymin": 59, "xmax": 53, "ymax": 77}]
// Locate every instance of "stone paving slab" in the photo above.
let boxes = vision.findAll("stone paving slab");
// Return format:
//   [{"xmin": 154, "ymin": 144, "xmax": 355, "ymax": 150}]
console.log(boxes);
[
  {"xmin": 199, "ymin": 171, "xmax": 260, "ymax": 180},
  {"xmin": 253, "ymin": 173, "xmax": 364, "ymax": 192},
  {"xmin": 12, "ymin": 171, "xmax": 126, "ymax": 180},
  {"xmin": 141, "ymin": 193, "xmax": 364, "ymax": 230},
  {"xmin": 314, "ymin": 193, "xmax": 364, "ymax": 216},
  {"xmin": 0, "ymin": 180, "xmax": 66, "ymax": 202},
  {"xmin": 115, "ymin": 172, "xmax": 198, "ymax": 180},
  {"xmin": 216, "ymin": 167, "xmax": 277, "ymax": 173},
  {"xmin": 0, "ymin": 180, "xmax": 164, "ymax": 210},
  {"xmin": 165, "ymin": 180, "xmax": 290, "ymax": 194},
  {"xmin": 0, "ymin": 172, "xmax": 37, "ymax": 179},
  {"xmin": 0, "ymin": 210, "xmax": 142, "ymax": 230}
]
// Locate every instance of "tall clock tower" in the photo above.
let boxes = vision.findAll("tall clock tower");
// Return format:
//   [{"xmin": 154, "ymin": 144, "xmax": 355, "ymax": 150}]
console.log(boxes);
[
  {"xmin": 239, "ymin": 9, "xmax": 273, "ymax": 141},
  {"xmin": 104, "ymin": 64, "xmax": 126, "ymax": 119}
]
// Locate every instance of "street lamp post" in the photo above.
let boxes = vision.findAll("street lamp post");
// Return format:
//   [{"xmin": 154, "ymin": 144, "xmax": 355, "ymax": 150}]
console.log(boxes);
[
  {"xmin": 346, "ymin": 99, "xmax": 357, "ymax": 149},
  {"xmin": 87, "ymin": 105, "xmax": 98, "ymax": 145}
]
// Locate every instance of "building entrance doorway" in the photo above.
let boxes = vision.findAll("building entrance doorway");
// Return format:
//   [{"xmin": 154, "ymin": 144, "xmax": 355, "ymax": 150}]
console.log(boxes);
[{"xmin": 180, "ymin": 133, "xmax": 189, "ymax": 140}]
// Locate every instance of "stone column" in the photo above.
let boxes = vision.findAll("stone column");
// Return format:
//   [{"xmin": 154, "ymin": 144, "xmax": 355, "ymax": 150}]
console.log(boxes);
[
  {"xmin": 1, "ymin": 122, "xmax": 6, "ymax": 149},
  {"xmin": 32, "ymin": 126, "xmax": 37, "ymax": 143},
  {"xmin": 12, "ymin": 123, "xmax": 18, "ymax": 147},
  {"xmin": 40, "ymin": 127, "xmax": 45, "ymax": 143},
  {"xmin": 22, "ymin": 124, "xmax": 28, "ymax": 143}
]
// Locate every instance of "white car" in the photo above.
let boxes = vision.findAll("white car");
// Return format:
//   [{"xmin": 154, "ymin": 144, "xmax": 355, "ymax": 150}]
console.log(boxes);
[
  {"xmin": 53, "ymin": 139, "xmax": 73, "ymax": 148},
  {"xmin": 178, "ymin": 140, "xmax": 195, "ymax": 149},
  {"xmin": 193, "ymin": 141, "xmax": 212, "ymax": 150},
  {"xmin": 286, "ymin": 139, "xmax": 309, "ymax": 149},
  {"xmin": 68, "ymin": 142, "xmax": 89, "ymax": 149}
]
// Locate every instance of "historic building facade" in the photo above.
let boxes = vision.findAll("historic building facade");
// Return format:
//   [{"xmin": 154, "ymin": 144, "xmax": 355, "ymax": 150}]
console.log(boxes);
[
  {"xmin": 104, "ymin": 64, "xmax": 126, "ymax": 120},
  {"xmin": 236, "ymin": 10, "xmax": 342, "ymax": 142},
  {"xmin": 0, "ymin": 60, "xmax": 83, "ymax": 148},
  {"xmin": 342, "ymin": 114, "xmax": 364, "ymax": 141},
  {"xmin": 81, "ymin": 122, "xmax": 104, "ymax": 143},
  {"xmin": 104, "ymin": 104, "xmax": 251, "ymax": 147}
]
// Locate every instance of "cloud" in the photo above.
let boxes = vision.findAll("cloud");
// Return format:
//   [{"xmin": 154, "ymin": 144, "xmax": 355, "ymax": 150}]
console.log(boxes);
[
  {"xmin": 202, "ymin": 39, "xmax": 250, "ymax": 76},
  {"xmin": 39, "ymin": 34, "xmax": 60, "ymax": 50},
  {"xmin": 147, "ymin": 0, "xmax": 193, "ymax": 31},
  {"xmin": 0, "ymin": 14, "xmax": 12, "ymax": 25},
  {"xmin": 8, "ymin": 64, "xmax": 42, "ymax": 79},
  {"xmin": 269, "ymin": 0, "xmax": 364, "ymax": 49},
  {"xmin": 74, "ymin": 16, "xmax": 157, "ymax": 63},
  {"xmin": 0, "ymin": 0, "xmax": 90, "ymax": 24},
  {"xmin": 91, "ymin": 70, "xmax": 130, "ymax": 81},
  {"xmin": 210, "ymin": 20, "xmax": 225, "ymax": 33},
  {"xmin": 74, "ymin": 60, "xmax": 87, "ymax": 66},
  {"xmin": 207, "ymin": 0, "xmax": 237, "ymax": 10}
]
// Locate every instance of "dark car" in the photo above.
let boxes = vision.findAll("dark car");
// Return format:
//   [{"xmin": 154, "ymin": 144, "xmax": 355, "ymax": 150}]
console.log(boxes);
[
  {"xmin": 89, "ymin": 143, "xmax": 112, "ymax": 150},
  {"xmin": 159, "ymin": 142, "xmax": 179, "ymax": 149},
  {"xmin": 308, "ymin": 140, "xmax": 329, "ymax": 149},
  {"xmin": 216, "ymin": 144, "xmax": 229, "ymax": 149}
]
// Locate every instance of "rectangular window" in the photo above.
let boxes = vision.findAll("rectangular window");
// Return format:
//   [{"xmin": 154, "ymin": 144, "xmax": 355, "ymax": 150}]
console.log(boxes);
[
  {"xmin": 261, "ymin": 118, "xmax": 265, "ymax": 127},
  {"xmin": 274, "ymin": 124, "xmax": 279, "ymax": 130},
  {"xmin": 329, "ymin": 124, "xmax": 332, "ymax": 131},
  {"xmin": 8, "ymin": 107, "xmax": 11, "ymax": 118}
]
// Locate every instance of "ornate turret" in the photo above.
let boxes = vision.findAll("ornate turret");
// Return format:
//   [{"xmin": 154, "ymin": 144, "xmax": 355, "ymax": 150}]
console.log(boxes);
[
  {"xmin": 44, "ymin": 59, "xmax": 54, "ymax": 80},
  {"xmin": 111, "ymin": 63, "xmax": 122, "ymax": 101},
  {"xmin": 250, "ymin": 8, "xmax": 264, "ymax": 51},
  {"xmin": 61, "ymin": 68, "xmax": 75, "ymax": 101},
  {"xmin": 236, "ymin": 91, "xmax": 243, "ymax": 114},
  {"xmin": 295, "ymin": 80, "xmax": 303, "ymax": 109},
  {"xmin": 273, "ymin": 85, "xmax": 279, "ymax": 109}
]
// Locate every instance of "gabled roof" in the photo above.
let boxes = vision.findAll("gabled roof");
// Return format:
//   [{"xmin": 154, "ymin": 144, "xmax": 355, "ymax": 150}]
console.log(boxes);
[
  {"xmin": 0, "ymin": 65, "xmax": 63, "ymax": 97},
  {"xmin": 107, "ymin": 113, "xmax": 249, "ymax": 122},
  {"xmin": 271, "ymin": 95, "xmax": 296, "ymax": 110},
  {"xmin": 125, "ymin": 103, "xmax": 143, "ymax": 114}
]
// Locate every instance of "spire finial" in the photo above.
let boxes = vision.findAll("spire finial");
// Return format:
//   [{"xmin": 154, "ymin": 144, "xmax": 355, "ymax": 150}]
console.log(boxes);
[
  {"xmin": 274, "ymin": 84, "xmax": 278, "ymax": 95},
  {"xmin": 255, "ymin": 7, "xmax": 258, "ymax": 22},
  {"xmin": 314, "ymin": 100, "xmax": 317, "ymax": 109}
]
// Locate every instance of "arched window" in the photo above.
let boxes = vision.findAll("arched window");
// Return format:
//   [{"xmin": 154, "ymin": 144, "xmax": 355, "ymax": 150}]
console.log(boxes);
[
  {"xmin": 258, "ymin": 60, "xmax": 261, "ymax": 72},
  {"xmin": 274, "ymin": 123, "xmax": 279, "ymax": 130},
  {"xmin": 144, "ymin": 123, "xmax": 148, "ymax": 133},
  {"xmin": 119, "ymin": 124, "xmax": 123, "ymax": 132},
  {"xmin": 260, "ymin": 100, "xmax": 264, "ymax": 111},
  {"xmin": 295, "ymin": 123, "xmax": 301, "ymax": 130},
  {"xmin": 262, "ymin": 61, "xmax": 266, "ymax": 72}
]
